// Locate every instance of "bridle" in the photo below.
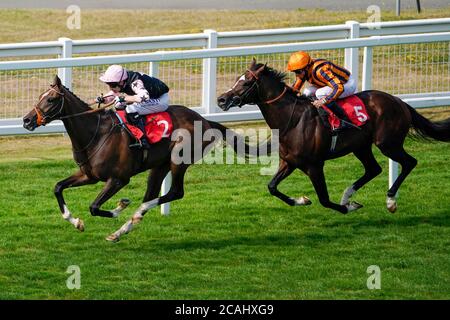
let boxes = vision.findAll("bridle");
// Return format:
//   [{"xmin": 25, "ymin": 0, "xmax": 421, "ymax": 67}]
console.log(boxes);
[
  {"xmin": 33, "ymin": 85, "xmax": 117, "ymax": 158},
  {"xmin": 232, "ymin": 69, "xmax": 288, "ymax": 107},
  {"xmin": 34, "ymin": 86, "xmax": 65, "ymax": 126},
  {"xmin": 34, "ymin": 86, "xmax": 115, "ymax": 126},
  {"xmin": 234, "ymin": 68, "xmax": 297, "ymax": 137}
]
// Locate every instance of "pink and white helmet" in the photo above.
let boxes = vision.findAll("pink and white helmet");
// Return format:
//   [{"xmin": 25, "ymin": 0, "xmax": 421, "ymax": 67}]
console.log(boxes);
[{"xmin": 99, "ymin": 65, "xmax": 128, "ymax": 83}]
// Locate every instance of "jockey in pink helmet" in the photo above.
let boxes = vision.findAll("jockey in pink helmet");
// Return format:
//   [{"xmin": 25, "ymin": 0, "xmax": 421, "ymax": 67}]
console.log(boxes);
[{"xmin": 92, "ymin": 64, "xmax": 170, "ymax": 148}]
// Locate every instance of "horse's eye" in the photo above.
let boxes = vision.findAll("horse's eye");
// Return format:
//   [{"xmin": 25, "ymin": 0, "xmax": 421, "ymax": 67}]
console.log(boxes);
[{"xmin": 48, "ymin": 97, "xmax": 56, "ymax": 103}]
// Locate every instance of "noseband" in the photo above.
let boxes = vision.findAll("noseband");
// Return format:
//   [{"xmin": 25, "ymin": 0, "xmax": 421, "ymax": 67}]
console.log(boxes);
[{"xmin": 34, "ymin": 86, "xmax": 65, "ymax": 126}]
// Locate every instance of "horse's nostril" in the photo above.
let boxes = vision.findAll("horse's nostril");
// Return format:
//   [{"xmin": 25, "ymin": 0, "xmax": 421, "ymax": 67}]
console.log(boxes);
[
  {"xmin": 24, "ymin": 118, "xmax": 30, "ymax": 124},
  {"xmin": 232, "ymin": 96, "xmax": 241, "ymax": 105},
  {"xmin": 218, "ymin": 97, "xmax": 226, "ymax": 106}
]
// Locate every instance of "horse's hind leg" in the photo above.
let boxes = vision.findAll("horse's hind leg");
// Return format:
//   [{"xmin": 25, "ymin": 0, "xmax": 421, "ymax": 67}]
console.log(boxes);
[
  {"xmin": 377, "ymin": 145, "xmax": 417, "ymax": 213},
  {"xmin": 106, "ymin": 163, "xmax": 176, "ymax": 242},
  {"xmin": 54, "ymin": 170, "xmax": 97, "ymax": 231},
  {"xmin": 340, "ymin": 146, "xmax": 382, "ymax": 205},
  {"xmin": 89, "ymin": 177, "xmax": 130, "ymax": 218}
]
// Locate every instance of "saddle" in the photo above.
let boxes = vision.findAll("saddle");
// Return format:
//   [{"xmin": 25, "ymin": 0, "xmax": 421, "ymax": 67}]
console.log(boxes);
[
  {"xmin": 317, "ymin": 95, "xmax": 370, "ymax": 133},
  {"xmin": 115, "ymin": 110, "xmax": 173, "ymax": 148}
]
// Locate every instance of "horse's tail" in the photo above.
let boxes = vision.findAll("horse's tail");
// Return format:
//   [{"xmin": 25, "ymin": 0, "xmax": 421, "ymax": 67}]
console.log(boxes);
[
  {"xmin": 406, "ymin": 104, "xmax": 450, "ymax": 142},
  {"xmin": 207, "ymin": 120, "xmax": 272, "ymax": 157}
]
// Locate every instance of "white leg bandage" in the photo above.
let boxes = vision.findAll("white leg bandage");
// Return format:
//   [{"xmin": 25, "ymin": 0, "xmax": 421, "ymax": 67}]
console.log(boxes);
[{"xmin": 340, "ymin": 186, "xmax": 356, "ymax": 205}]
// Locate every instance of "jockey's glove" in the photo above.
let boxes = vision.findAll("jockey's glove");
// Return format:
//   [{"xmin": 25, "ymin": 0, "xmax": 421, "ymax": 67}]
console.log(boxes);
[
  {"xmin": 95, "ymin": 96, "xmax": 105, "ymax": 104},
  {"xmin": 114, "ymin": 96, "xmax": 126, "ymax": 108}
]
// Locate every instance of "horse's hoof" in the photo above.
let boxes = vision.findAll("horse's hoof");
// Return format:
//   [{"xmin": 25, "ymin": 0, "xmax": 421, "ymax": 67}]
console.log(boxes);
[
  {"xmin": 76, "ymin": 219, "xmax": 85, "ymax": 232},
  {"xmin": 118, "ymin": 198, "xmax": 131, "ymax": 209},
  {"xmin": 106, "ymin": 234, "xmax": 120, "ymax": 242},
  {"xmin": 387, "ymin": 197, "xmax": 397, "ymax": 213},
  {"xmin": 346, "ymin": 201, "xmax": 363, "ymax": 212},
  {"xmin": 294, "ymin": 196, "xmax": 312, "ymax": 206}
]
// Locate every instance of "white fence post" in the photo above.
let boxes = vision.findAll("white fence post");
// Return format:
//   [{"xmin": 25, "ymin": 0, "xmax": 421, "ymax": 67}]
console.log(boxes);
[
  {"xmin": 345, "ymin": 21, "xmax": 360, "ymax": 90},
  {"xmin": 362, "ymin": 46, "xmax": 373, "ymax": 91},
  {"xmin": 389, "ymin": 159, "xmax": 399, "ymax": 196},
  {"xmin": 149, "ymin": 59, "xmax": 172, "ymax": 216},
  {"xmin": 396, "ymin": 0, "xmax": 401, "ymax": 16},
  {"xmin": 363, "ymin": 45, "xmax": 400, "ymax": 195},
  {"xmin": 58, "ymin": 37, "xmax": 73, "ymax": 89},
  {"xmin": 202, "ymin": 29, "xmax": 218, "ymax": 114}
]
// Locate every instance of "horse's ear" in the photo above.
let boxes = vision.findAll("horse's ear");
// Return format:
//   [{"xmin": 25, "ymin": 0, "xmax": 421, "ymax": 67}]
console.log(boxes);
[
  {"xmin": 250, "ymin": 57, "xmax": 257, "ymax": 68},
  {"xmin": 53, "ymin": 75, "xmax": 62, "ymax": 87},
  {"xmin": 255, "ymin": 64, "xmax": 265, "ymax": 75}
]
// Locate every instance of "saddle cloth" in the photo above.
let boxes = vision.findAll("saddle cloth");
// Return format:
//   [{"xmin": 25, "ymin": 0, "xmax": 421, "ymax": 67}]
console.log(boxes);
[
  {"xmin": 116, "ymin": 110, "xmax": 173, "ymax": 143},
  {"xmin": 322, "ymin": 95, "xmax": 370, "ymax": 130}
]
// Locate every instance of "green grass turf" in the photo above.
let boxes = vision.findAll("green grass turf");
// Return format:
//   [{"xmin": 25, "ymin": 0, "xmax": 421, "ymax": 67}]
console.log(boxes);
[{"xmin": 0, "ymin": 135, "xmax": 448, "ymax": 299}]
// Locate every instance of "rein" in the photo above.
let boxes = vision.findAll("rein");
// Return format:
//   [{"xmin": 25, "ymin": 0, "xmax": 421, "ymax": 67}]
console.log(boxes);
[
  {"xmin": 245, "ymin": 69, "xmax": 296, "ymax": 136},
  {"xmin": 34, "ymin": 86, "xmax": 118, "ymax": 161},
  {"xmin": 60, "ymin": 96, "xmax": 116, "ymax": 120},
  {"xmin": 74, "ymin": 113, "xmax": 120, "ymax": 168},
  {"xmin": 246, "ymin": 69, "xmax": 288, "ymax": 104},
  {"xmin": 35, "ymin": 87, "xmax": 116, "ymax": 124}
]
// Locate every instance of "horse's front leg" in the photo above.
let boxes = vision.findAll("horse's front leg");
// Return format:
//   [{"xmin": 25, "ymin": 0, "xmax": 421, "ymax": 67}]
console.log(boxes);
[
  {"xmin": 89, "ymin": 177, "xmax": 130, "ymax": 218},
  {"xmin": 306, "ymin": 163, "xmax": 361, "ymax": 214},
  {"xmin": 54, "ymin": 170, "xmax": 98, "ymax": 231},
  {"xmin": 268, "ymin": 159, "xmax": 311, "ymax": 206}
]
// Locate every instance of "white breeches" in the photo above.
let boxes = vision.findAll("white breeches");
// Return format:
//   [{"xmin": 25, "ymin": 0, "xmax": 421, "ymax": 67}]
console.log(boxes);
[
  {"xmin": 125, "ymin": 93, "xmax": 170, "ymax": 115},
  {"xmin": 303, "ymin": 75, "xmax": 357, "ymax": 100}
]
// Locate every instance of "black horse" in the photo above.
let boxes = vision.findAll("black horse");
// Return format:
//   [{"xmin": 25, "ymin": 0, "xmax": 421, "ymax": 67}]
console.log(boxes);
[{"xmin": 218, "ymin": 59, "xmax": 450, "ymax": 214}]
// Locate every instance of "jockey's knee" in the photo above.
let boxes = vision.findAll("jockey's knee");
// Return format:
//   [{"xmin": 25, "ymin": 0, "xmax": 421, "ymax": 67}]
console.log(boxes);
[{"xmin": 303, "ymin": 86, "xmax": 317, "ymax": 97}]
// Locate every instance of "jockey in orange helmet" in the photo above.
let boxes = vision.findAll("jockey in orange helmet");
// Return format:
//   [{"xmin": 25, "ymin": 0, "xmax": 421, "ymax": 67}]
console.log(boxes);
[{"xmin": 287, "ymin": 51, "xmax": 357, "ymax": 128}]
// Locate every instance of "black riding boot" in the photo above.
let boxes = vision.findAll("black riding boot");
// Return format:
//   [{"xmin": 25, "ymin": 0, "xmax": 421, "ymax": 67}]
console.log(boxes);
[
  {"xmin": 126, "ymin": 112, "xmax": 151, "ymax": 149},
  {"xmin": 326, "ymin": 101, "xmax": 354, "ymax": 131}
]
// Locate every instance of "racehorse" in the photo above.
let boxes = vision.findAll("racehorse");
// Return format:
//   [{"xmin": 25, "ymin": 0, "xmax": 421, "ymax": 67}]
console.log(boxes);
[
  {"xmin": 217, "ymin": 59, "xmax": 450, "ymax": 214},
  {"xmin": 23, "ymin": 75, "xmax": 261, "ymax": 242}
]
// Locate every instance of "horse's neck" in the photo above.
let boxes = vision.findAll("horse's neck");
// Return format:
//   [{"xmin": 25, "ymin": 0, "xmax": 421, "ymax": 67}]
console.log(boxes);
[
  {"xmin": 62, "ymin": 95, "xmax": 110, "ymax": 152},
  {"xmin": 257, "ymin": 92, "xmax": 301, "ymax": 131}
]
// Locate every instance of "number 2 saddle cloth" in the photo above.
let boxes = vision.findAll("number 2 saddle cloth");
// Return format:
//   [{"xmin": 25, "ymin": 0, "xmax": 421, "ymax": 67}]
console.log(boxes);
[{"xmin": 115, "ymin": 110, "xmax": 173, "ymax": 144}]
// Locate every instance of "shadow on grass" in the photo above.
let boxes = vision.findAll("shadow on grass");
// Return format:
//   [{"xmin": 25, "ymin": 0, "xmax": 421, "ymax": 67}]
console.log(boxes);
[
  {"xmin": 145, "ymin": 231, "xmax": 345, "ymax": 252},
  {"xmin": 322, "ymin": 209, "xmax": 450, "ymax": 228}
]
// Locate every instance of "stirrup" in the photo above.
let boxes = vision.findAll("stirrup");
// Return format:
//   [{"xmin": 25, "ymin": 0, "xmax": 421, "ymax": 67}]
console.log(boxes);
[
  {"xmin": 129, "ymin": 138, "xmax": 150, "ymax": 149},
  {"xmin": 339, "ymin": 119, "xmax": 362, "ymax": 130}
]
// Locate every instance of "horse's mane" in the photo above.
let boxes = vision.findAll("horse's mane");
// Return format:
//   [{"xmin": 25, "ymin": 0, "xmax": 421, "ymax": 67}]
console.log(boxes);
[
  {"xmin": 254, "ymin": 63, "xmax": 288, "ymax": 85},
  {"xmin": 254, "ymin": 63, "xmax": 312, "ymax": 103},
  {"xmin": 60, "ymin": 85, "xmax": 90, "ymax": 108}
]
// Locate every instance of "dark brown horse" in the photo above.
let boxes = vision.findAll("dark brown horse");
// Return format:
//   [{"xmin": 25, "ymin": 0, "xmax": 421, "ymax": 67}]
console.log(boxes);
[
  {"xmin": 218, "ymin": 59, "xmax": 450, "ymax": 214},
  {"xmin": 23, "ymin": 75, "xmax": 259, "ymax": 242}
]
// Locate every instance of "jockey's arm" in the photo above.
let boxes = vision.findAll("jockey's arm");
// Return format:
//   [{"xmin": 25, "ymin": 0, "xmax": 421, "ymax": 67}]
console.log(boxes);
[
  {"xmin": 89, "ymin": 90, "xmax": 118, "ymax": 105},
  {"xmin": 126, "ymin": 79, "xmax": 150, "ymax": 103},
  {"xmin": 318, "ymin": 68, "xmax": 344, "ymax": 104},
  {"xmin": 291, "ymin": 75, "xmax": 305, "ymax": 94}
]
